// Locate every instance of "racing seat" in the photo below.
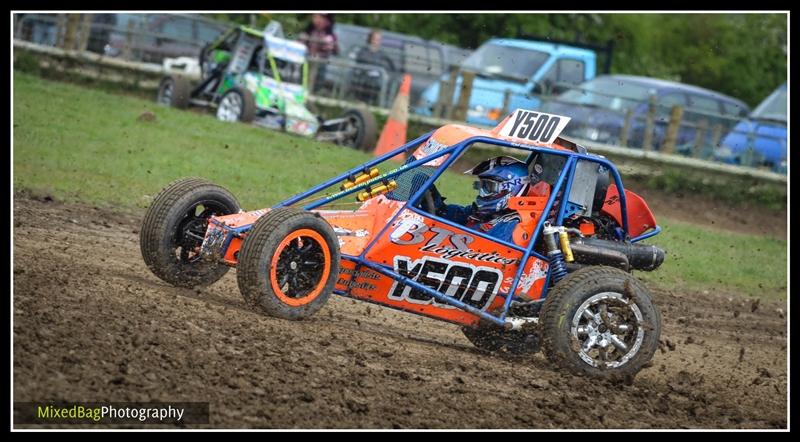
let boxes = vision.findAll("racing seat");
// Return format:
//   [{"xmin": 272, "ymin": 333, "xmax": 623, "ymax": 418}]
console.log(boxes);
[{"xmin": 510, "ymin": 181, "xmax": 551, "ymax": 247}]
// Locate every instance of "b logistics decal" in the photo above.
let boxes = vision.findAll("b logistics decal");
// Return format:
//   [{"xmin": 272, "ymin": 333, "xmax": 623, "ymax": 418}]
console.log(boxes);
[
  {"xmin": 498, "ymin": 109, "xmax": 571, "ymax": 145},
  {"xmin": 388, "ymin": 256, "xmax": 502, "ymax": 311},
  {"xmin": 390, "ymin": 217, "xmax": 517, "ymax": 265}
]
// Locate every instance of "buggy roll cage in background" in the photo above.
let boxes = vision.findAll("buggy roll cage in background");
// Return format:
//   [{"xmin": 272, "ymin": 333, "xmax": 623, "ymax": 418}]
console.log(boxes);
[{"xmin": 273, "ymin": 132, "xmax": 661, "ymax": 327}]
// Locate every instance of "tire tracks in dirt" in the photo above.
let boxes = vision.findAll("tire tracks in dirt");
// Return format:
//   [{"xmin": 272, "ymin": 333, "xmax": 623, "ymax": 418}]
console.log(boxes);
[{"xmin": 12, "ymin": 196, "xmax": 787, "ymax": 428}]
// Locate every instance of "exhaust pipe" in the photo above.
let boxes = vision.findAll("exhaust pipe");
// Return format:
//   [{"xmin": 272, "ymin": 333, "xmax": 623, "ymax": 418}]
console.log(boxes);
[{"xmin": 571, "ymin": 237, "xmax": 665, "ymax": 271}]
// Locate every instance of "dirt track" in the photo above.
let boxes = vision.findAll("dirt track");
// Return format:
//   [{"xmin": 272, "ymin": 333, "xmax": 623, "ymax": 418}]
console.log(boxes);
[{"xmin": 13, "ymin": 195, "xmax": 787, "ymax": 429}]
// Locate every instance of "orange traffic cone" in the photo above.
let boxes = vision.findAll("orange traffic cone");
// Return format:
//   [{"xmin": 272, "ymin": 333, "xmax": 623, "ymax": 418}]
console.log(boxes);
[{"xmin": 374, "ymin": 74, "xmax": 412, "ymax": 161}]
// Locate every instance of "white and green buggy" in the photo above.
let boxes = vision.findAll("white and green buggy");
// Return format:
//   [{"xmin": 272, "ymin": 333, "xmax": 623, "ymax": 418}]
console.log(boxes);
[{"xmin": 157, "ymin": 26, "xmax": 378, "ymax": 151}]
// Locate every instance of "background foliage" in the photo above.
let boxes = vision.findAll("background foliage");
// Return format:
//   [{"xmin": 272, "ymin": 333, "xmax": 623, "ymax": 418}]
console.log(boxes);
[{"xmin": 211, "ymin": 12, "xmax": 787, "ymax": 108}]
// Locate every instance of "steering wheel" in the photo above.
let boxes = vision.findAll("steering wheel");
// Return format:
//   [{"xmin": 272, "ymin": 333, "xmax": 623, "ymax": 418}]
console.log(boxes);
[
  {"xmin": 417, "ymin": 184, "xmax": 442, "ymax": 215},
  {"xmin": 421, "ymin": 189, "xmax": 436, "ymax": 214}
]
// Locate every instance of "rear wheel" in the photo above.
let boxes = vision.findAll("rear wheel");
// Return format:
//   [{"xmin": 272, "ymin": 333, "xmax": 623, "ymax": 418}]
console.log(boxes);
[
  {"xmin": 540, "ymin": 266, "xmax": 661, "ymax": 381},
  {"xmin": 237, "ymin": 208, "xmax": 340, "ymax": 320},
  {"xmin": 216, "ymin": 87, "xmax": 256, "ymax": 123},
  {"xmin": 140, "ymin": 178, "xmax": 240, "ymax": 288},
  {"xmin": 156, "ymin": 75, "xmax": 191, "ymax": 109},
  {"xmin": 338, "ymin": 108, "xmax": 378, "ymax": 152}
]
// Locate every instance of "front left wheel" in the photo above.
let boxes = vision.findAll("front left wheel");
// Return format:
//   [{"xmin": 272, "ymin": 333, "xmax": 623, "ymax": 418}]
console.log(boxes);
[
  {"xmin": 140, "ymin": 177, "xmax": 240, "ymax": 288},
  {"xmin": 237, "ymin": 208, "xmax": 340, "ymax": 320}
]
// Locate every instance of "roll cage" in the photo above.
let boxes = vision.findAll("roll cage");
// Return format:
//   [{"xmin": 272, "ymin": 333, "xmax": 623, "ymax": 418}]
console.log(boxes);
[{"xmin": 271, "ymin": 132, "xmax": 661, "ymax": 328}]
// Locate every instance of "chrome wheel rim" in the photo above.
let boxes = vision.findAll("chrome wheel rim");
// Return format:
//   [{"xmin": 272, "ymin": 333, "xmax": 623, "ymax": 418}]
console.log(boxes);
[
  {"xmin": 571, "ymin": 292, "xmax": 645, "ymax": 369},
  {"xmin": 217, "ymin": 93, "xmax": 242, "ymax": 122}
]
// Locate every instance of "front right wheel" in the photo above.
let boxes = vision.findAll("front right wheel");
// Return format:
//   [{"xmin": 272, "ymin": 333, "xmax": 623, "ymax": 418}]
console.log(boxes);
[
  {"xmin": 236, "ymin": 207, "xmax": 340, "ymax": 320},
  {"xmin": 338, "ymin": 108, "xmax": 378, "ymax": 152},
  {"xmin": 539, "ymin": 266, "xmax": 661, "ymax": 381}
]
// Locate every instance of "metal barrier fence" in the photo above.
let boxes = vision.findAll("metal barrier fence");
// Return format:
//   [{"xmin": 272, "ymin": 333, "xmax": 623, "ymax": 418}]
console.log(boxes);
[
  {"xmin": 13, "ymin": 13, "xmax": 228, "ymax": 64},
  {"xmin": 13, "ymin": 13, "xmax": 787, "ymax": 177},
  {"xmin": 12, "ymin": 38, "xmax": 787, "ymax": 184},
  {"xmin": 307, "ymin": 56, "xmax": 398, "ymax": 109},
  {"xmin": 13, "ymin": 14, "xmax": 416, "ymax": 109},
  {"xmin": 424, "ymin": 74, "xmax": 787, "ymax": 173}
]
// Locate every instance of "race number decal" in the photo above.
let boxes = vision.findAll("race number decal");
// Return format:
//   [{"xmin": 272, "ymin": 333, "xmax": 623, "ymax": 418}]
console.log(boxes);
[
  {"xmin": 388, "ymin": 256, "xmax": 502, "ymax": 311},
  {"xmin": 498, "ymin": 109, "xmax": 571, "ymax": 144}
]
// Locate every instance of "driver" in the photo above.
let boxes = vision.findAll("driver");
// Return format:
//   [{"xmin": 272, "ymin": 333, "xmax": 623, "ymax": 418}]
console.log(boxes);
[{"xmin": 432, "ymin": 156, "xmax": 546, "ymax": 244}]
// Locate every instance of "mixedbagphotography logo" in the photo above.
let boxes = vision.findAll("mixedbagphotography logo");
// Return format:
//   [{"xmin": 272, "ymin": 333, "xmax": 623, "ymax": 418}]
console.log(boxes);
[{"xmin": 14, "ymin": 402, "xmax": 210, "ymax": 426}]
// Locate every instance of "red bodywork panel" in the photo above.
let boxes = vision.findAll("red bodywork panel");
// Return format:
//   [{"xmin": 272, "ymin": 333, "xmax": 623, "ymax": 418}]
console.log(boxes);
[{"xmin": 600, "ymin": 185, "xmax": 657, "ymax": 238}]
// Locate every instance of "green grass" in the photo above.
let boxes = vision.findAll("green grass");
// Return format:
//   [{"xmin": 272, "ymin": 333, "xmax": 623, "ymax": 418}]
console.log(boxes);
[
  {"xmin": 13, "ymin": 71, "xmax": 787, "ymax": 300},
  {"xmin": 637, "ymin": 220, "xmax": 786, "ymax": 300}
]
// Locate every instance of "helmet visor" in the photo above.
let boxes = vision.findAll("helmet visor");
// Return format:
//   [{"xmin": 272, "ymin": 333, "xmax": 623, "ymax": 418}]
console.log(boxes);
[{"xmin": 475, "ymin": 178, "xmax": 503, "ymax": 197}]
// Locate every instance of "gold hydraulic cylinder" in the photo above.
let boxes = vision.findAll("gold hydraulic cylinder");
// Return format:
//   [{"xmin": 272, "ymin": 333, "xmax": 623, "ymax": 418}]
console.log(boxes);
[
  {"xmin": 341, "ymin": 168, "xmax": 380, "ymax": 191},
  {"xmin": 559, "ymin": 230, "xmax": 574, "ymax": 262},
  {"xmin": 356, "ymin": 180, "xmax": 397, "ymax": 202}
]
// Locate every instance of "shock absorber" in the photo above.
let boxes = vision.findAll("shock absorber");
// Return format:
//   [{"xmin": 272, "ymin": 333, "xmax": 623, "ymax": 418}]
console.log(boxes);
[{"xmin": 542, "ymin": 222, "xmax": 571, "ymax": 284}]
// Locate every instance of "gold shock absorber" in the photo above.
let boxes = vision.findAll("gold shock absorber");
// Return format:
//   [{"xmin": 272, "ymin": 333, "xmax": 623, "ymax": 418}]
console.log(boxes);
[
  {"xmin": 356, "ymin": 180, "xmax": 397, "ymax": 202},
  {"xmin": 559, "ymin": 230, "xmax": 574, "ymax": 263},
  {"xmin": 341, "ymin": 168, "xmax": 380, "ymax": 191},
  {"xmin": 369, "ymin": 180, "xmax": 398, "ymax": 197}
]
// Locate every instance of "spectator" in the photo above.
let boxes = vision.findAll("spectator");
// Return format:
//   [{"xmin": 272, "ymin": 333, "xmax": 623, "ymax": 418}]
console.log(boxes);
[
  {"xmin": 349, "ymin": 29, "xmax": 396, "ymax": 104},
  {"xmin": 298, "ymin": 13, "xmax": 338, "ymax": 92},
  {"xmin": 355, "ymin": 29, "xmax": 395, "ymax": 73},
  {"xmin": 298, "ymin": 13, "xmax": 339, "ymax": 59}
]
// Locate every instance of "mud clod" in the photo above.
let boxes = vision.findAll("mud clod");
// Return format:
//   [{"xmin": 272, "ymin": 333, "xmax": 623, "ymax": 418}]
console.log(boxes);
[{"xmin": 137, "ymin": 111, "xmax": 157, "ymax": 122}]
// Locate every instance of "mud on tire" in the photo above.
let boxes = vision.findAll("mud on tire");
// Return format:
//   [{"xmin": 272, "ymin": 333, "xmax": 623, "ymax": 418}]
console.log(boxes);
[
  {"xmin": 341, "ymin": 108, "xmax": 378, "ymax": 152},
  {"xmin": 539, "ymin": 266, "xmax": 661, "ymax": 381},
  {"xmin": 140, "ymin": 177, "xmax": 240, "ymax": 288},
  {"xmin": 216, "ymin": 87, "xmax": 256, "ymax": 123},
  {"xmin": 157, "ymin": 75, "xmax": 192, "ymax": 109},
  {"xmin": 236, "ymin": 207, "xmax": 340, "ymax": 320}
]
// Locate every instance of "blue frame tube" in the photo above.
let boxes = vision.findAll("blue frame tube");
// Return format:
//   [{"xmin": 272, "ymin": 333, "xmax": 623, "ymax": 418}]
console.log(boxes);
[
  {"xmin": 276, "ymin": 131, "xmax": 433, "ymax": 208},
  {"xmin": 356, "ymin": 142, "xmax": 470, "ymax": 259},
  {"xmin": 260, "ymin": 133, "xmax": 660, "ymax": 325},
  {"xmin": 631, "ymin": 225, "xmax": 661, "ymax": 243},
  {"xmin": 500, "ymin": 156, "xmax": 575, "ymax": 319},
  {"xmin": 303, "ymin": 144, "xmax": 462, "ymax": 211}
]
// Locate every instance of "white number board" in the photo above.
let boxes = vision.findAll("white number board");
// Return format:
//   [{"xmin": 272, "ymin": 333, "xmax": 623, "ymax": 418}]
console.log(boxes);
[{"xmin": 497, "ymin": 109, "xmax": 571, "ymax": 145}]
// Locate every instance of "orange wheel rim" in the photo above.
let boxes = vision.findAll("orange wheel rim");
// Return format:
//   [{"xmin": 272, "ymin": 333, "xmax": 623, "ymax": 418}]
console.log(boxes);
[{"xmin": 269, "ymin": 229, "xmax": 331, "ymax": 306}]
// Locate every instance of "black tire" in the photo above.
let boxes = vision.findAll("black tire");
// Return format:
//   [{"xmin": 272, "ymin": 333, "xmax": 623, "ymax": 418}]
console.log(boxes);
[
  {"xmin": 237, "ymin": 208, "xmax": 340, "ymax": 320},
  {"xmin": 140, "ymin": 177, "xmax": 240, "ymax": 288},
  {"xmin": 216, "ymin": 87, "xmax": 256, "ymax": 123},
  {"xmin": 462, "ymin": 323, "xmax": 540, "ymax": 355},
  {"xmin": 540, "ymin": 266, "xmax": 661, "ymax": 381},
  {"xmin": 341, "ymin": 108, "xmax": 378, "ymax": 152},
  {"xmin": 199, "ymin": 43, "xmax": 213, "ymax": 82},
  {"xmin": 156, "ymin": 75, "xmax": 191, "ymax": 109}
]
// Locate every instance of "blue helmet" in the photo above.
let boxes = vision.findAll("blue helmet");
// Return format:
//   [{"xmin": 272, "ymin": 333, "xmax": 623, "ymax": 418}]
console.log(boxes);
[{"xmin": 466, "ymin": 156, "xmax": 532, "ymax": 218}]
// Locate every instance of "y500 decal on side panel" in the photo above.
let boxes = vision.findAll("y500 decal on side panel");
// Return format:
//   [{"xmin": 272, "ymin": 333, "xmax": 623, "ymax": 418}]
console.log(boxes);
[{"xmin": 387, "ymin": 256, "xmax": 503, "ymax": 311}]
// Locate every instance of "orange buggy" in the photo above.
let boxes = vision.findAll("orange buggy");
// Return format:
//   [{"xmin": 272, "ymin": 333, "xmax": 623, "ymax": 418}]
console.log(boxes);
[{"xmin": 140, "ymin": 109, "xmax": 666, "ymax": 380}]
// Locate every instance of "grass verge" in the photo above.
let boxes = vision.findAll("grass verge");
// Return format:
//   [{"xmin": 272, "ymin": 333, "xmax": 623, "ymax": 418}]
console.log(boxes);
[{"xmin": 13, "ymin": 70, "xmax": 787, "ymax": 300}]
